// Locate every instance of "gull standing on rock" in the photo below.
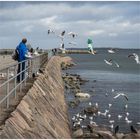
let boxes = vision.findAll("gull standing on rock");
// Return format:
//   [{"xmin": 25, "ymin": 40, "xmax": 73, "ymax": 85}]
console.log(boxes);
[
  {"xmin": 124, "ymin": 104, "xmax": 128, "ymax": 109},
  {"xmin": 126, "ymin": 112, "xmax": 130, "ymax": 116},
  {"xmin": 108, "ymin": 103, "xmax": 112, "ymax": 108},
  {"xmin": 108, "ymin": 114, "xmax": 111, "ymax": 119},
  {"xmin": 89, "ymin": 102, "xmax": 92, "ymax": 106},
  {"xmin": 118, "ymin": 115, "xmax": 123, "ymax": 120},
  {"xmin": 95, "ymin": 102, "xmax": 99, "ymax": 108},
  {"xmin": 125, "ymin": 116, "xmax": 132, "ymax": 124},
  {"xmin": 112, "ymin": 88, "xmax": 115, "ymax": 92},
  {"xmin": 109, "ymin": 124, "xmax": 114, "ymax": 130},
  {"xmin": 109, "ymin": 120, "xmax": 115, "ymax": 124}
]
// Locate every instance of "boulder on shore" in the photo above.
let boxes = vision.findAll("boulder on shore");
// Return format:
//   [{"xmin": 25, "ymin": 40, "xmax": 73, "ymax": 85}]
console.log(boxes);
[
  {"xmin": 75, "ymin": 92, "xmax": 90, "ymax": 98},
  {"xmin": 84, "ymin": 106, "xmax": 98, "ymax": 114},
  {"xmin": 72, "ymin": 128, "xmax": 84, "ymax": 138}
]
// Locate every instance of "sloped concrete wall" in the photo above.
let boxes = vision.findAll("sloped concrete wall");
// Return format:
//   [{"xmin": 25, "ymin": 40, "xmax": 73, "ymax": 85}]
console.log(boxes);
[{"xmin": 0, "ymin": 56, "xmax": 71, "ymax": 139}]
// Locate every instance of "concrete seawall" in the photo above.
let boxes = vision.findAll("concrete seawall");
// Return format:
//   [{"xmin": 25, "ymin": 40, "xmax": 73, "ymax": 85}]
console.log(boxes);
[{"xmin": 0, "ymin": 56, "xmax": 71, "ymax": 138}]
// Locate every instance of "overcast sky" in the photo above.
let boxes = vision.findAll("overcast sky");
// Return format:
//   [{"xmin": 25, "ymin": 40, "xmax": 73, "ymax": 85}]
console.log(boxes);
[{"xmin": 0, "ymin": 1, "xmax": 140, "ymax": 49}]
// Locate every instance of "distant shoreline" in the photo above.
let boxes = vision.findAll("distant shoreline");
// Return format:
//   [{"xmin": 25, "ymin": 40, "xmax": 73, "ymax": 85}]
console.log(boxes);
[{"xmin": 0, "ymin": 47, "xmax": 139, "ymax": 55}]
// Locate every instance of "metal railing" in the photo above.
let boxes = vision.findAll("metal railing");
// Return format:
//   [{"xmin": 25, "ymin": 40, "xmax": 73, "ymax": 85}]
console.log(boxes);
[{"xmin": 0, "ymin": 53, "xmax": 48, "ymax": 109}]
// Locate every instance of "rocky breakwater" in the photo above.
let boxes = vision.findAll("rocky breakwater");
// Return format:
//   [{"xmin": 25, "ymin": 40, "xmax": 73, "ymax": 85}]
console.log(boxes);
[{"xmin": 0, "ymin": 56, "xmax": 71, "ymax": 139}]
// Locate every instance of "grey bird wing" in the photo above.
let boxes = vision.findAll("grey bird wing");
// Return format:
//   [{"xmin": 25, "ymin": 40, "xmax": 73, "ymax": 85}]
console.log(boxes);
[{"xmin": 124, "ymin": 95, "xmax": 128, "ymax": 101}]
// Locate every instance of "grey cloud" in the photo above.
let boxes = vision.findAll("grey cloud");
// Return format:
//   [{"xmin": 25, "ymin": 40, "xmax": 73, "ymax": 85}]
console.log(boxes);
[{"xmin": 0, "ymin": 1, "xmax": 139, "ymax": 49}]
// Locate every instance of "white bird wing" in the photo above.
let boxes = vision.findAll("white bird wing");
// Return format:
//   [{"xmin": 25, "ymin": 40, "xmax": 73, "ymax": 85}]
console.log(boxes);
[
  {"xmin": 113, "ymin": 94, "xmax": 121, "ymax": 99},
  {"xmin": 108, "ymin": 50, "xmax": 115, "ymax": 53},
  {"xmin": 104, "ymin": 60, "xmax": 112, "ymax": 65},
  {"xmin": 68, "ymin": 32, "xmax": 73, "ymax": 35},
  {"xmin": 132, "ymin": 53, "xmax": 140, "ymax": 64}
]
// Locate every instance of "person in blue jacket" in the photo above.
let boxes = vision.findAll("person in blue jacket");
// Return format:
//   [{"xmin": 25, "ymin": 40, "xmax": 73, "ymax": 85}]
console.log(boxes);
[{"xmin": 16, "ymin": 38, "xmax": 28, "ymax": 82}]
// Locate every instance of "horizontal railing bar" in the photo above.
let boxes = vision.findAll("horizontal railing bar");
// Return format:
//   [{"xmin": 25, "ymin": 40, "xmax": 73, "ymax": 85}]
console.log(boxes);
[
  {"xmin": 0, "ymin": 66, "xmax": 30, "ymax": 88},
  {"xmin": 0, "ymin": 52, "xmax": 48, "ymax": 108},
  {"xmin": 0, "ymin": 75, "xmax": 28, "ymax": 104},
  {"xmin": 0, "ymin": 53, "xmax": 47, "ymax": 71},
  {"xmin": 0, "ymin": 53, "xmax": 47, "ymax": 87}
]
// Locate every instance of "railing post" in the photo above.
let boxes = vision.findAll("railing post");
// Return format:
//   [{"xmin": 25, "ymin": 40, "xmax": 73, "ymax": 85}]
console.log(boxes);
[
  {"xmin": 19, "ymin": 62, "xmax": 22, "ymax": 93},
  {"xmin": 6, "ymin": 68, "xmax": 9, "ymax": 108},
  {"xmin": 0, "ymin": 53, "xmax": 48, "ymax": 109},
  {"xmin": 14, "ymin": 65, "xmax": 17, "ymax": 99},
  {"xmin": 24, "ymin": 61, "xmax": 27, "ymax": 86}
]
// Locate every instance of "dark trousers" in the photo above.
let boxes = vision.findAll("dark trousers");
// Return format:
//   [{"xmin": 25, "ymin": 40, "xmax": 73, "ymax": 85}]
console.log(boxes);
[{"xmin": 17, "ymin": 62, "xmax": 25, "ymax": 82}]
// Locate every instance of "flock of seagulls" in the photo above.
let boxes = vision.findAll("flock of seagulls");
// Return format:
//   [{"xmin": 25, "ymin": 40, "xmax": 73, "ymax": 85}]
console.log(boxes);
[
  {"xmin": 104, "ymin": 49, "xmax": 140, "ymax": 67},
  {"xmin": 71, "ymin": 86, "xmax": 140, "ymax": 134},
  {"xmin": 48, "ymin": 28, "xmax": 78, "ymax": 52}
]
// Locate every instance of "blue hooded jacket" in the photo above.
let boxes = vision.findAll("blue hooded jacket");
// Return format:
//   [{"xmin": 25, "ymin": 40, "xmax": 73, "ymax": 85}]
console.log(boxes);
[{"xmin": 16, "ymin": 42, "xmax": 28, "ymax": 62}]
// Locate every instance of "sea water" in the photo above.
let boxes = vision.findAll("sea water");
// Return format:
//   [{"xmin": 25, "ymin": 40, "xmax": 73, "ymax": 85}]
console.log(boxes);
[{"xmin": 65, "ymin": 48, "xmax": 140, "ymax": 133}]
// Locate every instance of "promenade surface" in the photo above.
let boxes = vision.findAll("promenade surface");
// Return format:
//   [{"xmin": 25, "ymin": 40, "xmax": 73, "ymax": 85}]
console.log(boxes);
[
  {"xmin": 0, "ymin": 55, "xmax": 16, "ymax": 70},
  {"xmin": 0, "ymin": 55, "xmax": 34, "ymax": 129}
]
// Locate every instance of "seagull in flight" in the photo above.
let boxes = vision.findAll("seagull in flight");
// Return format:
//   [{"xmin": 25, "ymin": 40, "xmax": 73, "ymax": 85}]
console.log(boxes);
[
  {"xmin": 56, "ymin": 30, "xmax": 66, "ymax": 41},
  {"xmin": 128, "ymin": 53, "xmax": 140, "ymax": 64},
  {"xmin": 108, "ymin": 48, "xmax": 115, "ymax": 54},
  {"xmin": 113, "ymin": 92, "xmax": 128, "ymax": 101},
  {"xmin": 48, "ymin": 29, "xmax": 55, "ymax": 34},
  {"xmin": 60, "ymin": 43, "xmax": 64, "ymax": 49},
  {"xmin": 114, "ymin": 61, "xmax": 120, "ymax": 68},
  {"xmin": 104, "ymin": 59, "xmax": 113, "ymax": 65},
  {"xmin": 68, "ymin": 32, "xmax": 77, "ymax": 38},
  {"xmin": 61, "ymin": 30, "xmax": 66, "ymax": 36}
]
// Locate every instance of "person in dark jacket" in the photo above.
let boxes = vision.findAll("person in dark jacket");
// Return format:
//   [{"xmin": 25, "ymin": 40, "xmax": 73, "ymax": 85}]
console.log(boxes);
[{"xmin": 16, "ymin": 38, "xmax": 28, "ymax": 82}]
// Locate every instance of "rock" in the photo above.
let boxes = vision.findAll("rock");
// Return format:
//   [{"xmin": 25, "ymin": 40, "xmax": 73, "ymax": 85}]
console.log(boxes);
[
  {"xmin": 79, "ymin": 79, "xmax": 89, "ymax": 83},
  {"xmin": 123, "ymin": 133, "xmax": 140, "ymax": 139},
  {"xmin": 84, "ymin": 106, "xmax": 98, "ymax": 114},
  {"xmin": 75, "ymin": 92, "xmax": 90, "ymax": 98},
  {"xmin": 83, "ymin": 132, "xmax": 99, "ymax": 139},
  {"xmin": 72, "ymin": 128, "xmax": 84, "ymax": 138},
  {"xmin": 75, "ymin": 85, "xmax": 80, "ymax": 89},
  {"xmin": 115, "ymin": 133, "xmax": 124, "ymax": 139},
  {"xmin": 74, "ymin": 89, "xmax": 81, "ymax": 93},
  {"xmin": 97, "ymin": 130, "xmax": 115, "ymax": 139},
  {"xmin": 68, "ymin": 100, "xmax": 80, "ymax": 108}
]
